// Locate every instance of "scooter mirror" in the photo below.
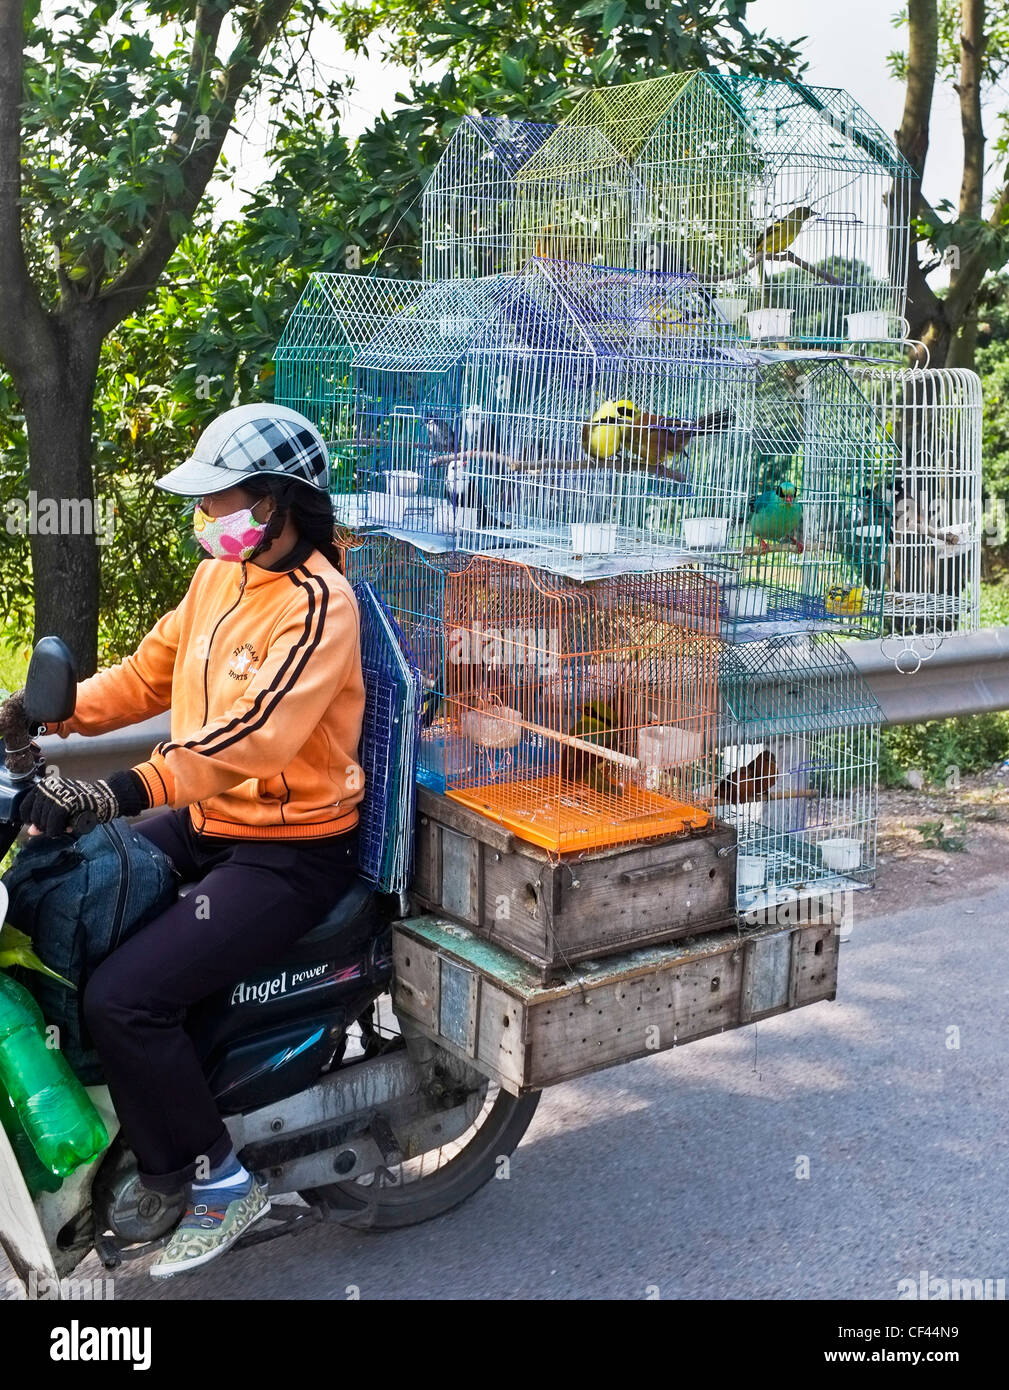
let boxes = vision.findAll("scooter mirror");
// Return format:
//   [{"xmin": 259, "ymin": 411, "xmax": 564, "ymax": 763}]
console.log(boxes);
[{"xmin": 23, "ymin": 636, "xmax": 77, "ymax": 726}]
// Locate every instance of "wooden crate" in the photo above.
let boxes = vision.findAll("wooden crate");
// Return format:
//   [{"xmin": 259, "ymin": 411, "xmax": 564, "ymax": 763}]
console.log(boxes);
[
  {"xmin": 393, "ymin": 908, "xmax": 840, "ymax": 1095},
  {"xmin": 413, "ymin": 786, "xmax": 737, "ymax": 979}
]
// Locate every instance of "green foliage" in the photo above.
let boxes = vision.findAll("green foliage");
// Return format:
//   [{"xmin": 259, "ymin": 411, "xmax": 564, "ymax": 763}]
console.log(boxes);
[
  {"xmin": 879, "ymin": 713, "xmax": 1009, "ymax": 788},
  {"xmin": 915, "ymin": 817, "xmax": 967, "ymax": 852}
]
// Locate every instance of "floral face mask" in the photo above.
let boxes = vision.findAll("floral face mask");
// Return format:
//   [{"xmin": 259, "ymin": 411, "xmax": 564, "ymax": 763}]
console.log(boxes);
[{"xmin": 193, "ymin": 504, "xmax": 269, "ymax": 562}]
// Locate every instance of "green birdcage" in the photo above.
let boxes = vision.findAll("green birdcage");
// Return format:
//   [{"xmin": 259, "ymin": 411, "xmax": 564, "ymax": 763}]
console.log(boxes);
[{"xmin": 274, "ymin": 274, "xmax": 422, "ymax": 491}]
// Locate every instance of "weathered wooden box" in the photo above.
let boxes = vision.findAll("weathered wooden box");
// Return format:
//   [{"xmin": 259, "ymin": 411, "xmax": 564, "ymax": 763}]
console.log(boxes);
[
  {"xmin": 393, "ymin": 910, "xmax": 840, "ymax": 1094},
  {"xmin": 413, "ymin": 787, "xmax": 737, "ymax": 979}
]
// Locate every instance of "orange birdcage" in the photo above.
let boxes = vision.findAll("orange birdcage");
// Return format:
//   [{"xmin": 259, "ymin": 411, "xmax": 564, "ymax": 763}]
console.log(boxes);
[{"xmin": 442, "ymin": 557, "xmax": 722, "ymax": 853}]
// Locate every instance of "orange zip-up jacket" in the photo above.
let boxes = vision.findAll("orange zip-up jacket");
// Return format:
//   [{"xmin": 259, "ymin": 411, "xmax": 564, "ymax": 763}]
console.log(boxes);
[{"xmin": 56, "ymin": 550, "xmax": 366, "ymax": 840}]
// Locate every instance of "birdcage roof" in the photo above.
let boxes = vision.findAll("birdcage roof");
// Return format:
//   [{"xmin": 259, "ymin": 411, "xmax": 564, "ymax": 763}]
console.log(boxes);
[
  {"xmin": 718, "ymin": 634, "xmax": 883, "ymax": 736},
  {"xmin": 722, "ymin": 76, "xmax": 915, "ymax": 175},
  {"xmin": 485, "ymin": 258, "xmax": 746, "ymax": 363},
  {"xmin": 515, "ymin": 120, "xmax": 636, "ymax": 181},
  {"xmin": 356, "ymin": 260, "xmax": 747, "ymax": 372},
  {"xmin": 275, "ymin": 274, "xmax": 422, "ymax": 357},
  {"xmin": 354, "ymin": 275, "xmax": 511, "ymax": 373},
  {"xmin": 522, "ymin": 71, "xmax": 913, "ymax": 178},
  {"xmin": 424, "ymin": 115, "xmax": 557, "ymax": 190}
]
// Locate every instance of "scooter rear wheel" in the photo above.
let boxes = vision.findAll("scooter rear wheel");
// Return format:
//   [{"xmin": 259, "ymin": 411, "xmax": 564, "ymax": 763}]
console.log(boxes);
[{"xmin": 300, "ymin": 1000, "xmax": 540, "ymax": 1230}]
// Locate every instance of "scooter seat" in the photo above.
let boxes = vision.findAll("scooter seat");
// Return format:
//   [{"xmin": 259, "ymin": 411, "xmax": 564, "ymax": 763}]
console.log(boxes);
[{"xmin": 276, "ymin": 875, "xmax": 384, "ymax": 965}]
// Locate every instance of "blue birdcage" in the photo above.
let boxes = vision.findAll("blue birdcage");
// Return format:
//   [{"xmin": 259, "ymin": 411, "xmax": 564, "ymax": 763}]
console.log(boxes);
[
  {"xmin": 355, "ymin": 581, "xmax": 424, "ymax": 894},
  {"xmin": 423, "ymin": 115, "xmax": 556, "ymax": 281},
  {"xmin": 345, "ymin": 536, "xmax": 469, "ymax": 791}
]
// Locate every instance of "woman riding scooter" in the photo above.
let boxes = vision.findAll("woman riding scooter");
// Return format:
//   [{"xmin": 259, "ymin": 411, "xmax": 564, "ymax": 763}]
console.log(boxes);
[{"xmin": 5, "ymin": 404, "xmax": 366, "ymax": 1279}]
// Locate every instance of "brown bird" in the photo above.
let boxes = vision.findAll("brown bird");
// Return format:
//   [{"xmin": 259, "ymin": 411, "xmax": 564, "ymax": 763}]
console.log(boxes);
[
  {"xmin": 624, "ymin": 408, "xmax": 733, "ymax": 479},
  {"xmin": 716, "ymin": 750, "xmax": 778, "ymax": 805}
]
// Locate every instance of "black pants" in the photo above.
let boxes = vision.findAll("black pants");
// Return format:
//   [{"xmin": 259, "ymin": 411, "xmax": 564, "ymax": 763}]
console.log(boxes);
[{"xmin": 82, "ymin": 810, "xmax": 359, "ymax": 1194}]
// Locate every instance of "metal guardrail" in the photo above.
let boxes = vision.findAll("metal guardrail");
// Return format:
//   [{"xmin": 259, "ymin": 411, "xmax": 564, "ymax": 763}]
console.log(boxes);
[{"xmin": 36, "ymin": 627, "xmax": 1009, "ymax": 778}]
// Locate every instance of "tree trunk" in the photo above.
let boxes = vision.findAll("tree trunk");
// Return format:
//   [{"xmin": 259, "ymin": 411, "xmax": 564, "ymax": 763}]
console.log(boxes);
[{"xmin": 18, "ymin": 326, "xmax": 103, "ymax": 676}]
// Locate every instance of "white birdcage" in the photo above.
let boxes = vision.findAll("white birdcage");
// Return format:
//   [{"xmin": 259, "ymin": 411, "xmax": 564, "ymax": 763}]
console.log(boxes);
[
  {"xmin": 422, "ymin": 116, "xmax": 556, "ymax": 281},
  {"xmin": 515, "ymin": 73, "xmax": 915, "ymax": 351},
  {"xmin": 352, "ymin": 258, "xmax": 757, "ymax": 576},
  {"xmin": 716, "ymin": 633, "xmax": 882, "ymax": 911},
  {"xmin": 848, "ymin": 367, "xmax": 983, "ymax": 669}
]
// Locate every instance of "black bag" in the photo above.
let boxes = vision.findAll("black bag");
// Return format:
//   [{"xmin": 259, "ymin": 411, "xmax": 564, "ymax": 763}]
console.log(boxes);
[{"xmin": 2, "ymin": 818, "xmax": 178, "ymax": 1083}]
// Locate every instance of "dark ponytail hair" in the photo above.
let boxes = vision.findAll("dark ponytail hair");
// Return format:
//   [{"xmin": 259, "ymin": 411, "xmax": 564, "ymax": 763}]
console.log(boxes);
[{"xmin": 243, "ymin": 476, "xmax": 344, "ymax": 573}]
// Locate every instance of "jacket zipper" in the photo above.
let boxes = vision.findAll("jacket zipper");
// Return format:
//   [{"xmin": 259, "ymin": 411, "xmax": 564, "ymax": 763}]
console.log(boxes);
[
  {"xmin": 193, "ymin": 565, "xmax": 246, "ymax": 829},
  {"xmin": 106, "ymin": 822, "xmax": 132, "ymax": 952}
]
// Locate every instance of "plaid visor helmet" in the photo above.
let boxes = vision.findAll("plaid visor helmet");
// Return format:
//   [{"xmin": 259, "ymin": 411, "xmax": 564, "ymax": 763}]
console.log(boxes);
[{"xmin": 155, "ymin": 404, "xmax": 330, "ymax": 497}]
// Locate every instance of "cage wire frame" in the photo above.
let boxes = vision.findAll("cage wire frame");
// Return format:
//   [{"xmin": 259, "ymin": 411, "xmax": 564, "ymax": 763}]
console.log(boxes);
[
  {"xmin": 354, "ymin": 580, "xmax": 424, "ymax": 894},
  {"xmin": 701, "ymin": 354, "xmax": 899, "ymax": 638},
  {"xmin": 847, "ymin": 366, "xmax": 983, "ymax": 668},
  {"xmin": 715, "ymin": 633, "xmax": 882, "ymax": 910},
  {"xmin": 344, "ymin": 533, "xmax": 469, "ymax": 791},
  {"xmin": 516, "ymin": 72, "xmax": 914, "ymax": 351},
  {"xmin": 441, "ymin": 555, "xmax": 722, "ymax": 855},
  {"xmin": 274, "ymin": 274, "xmax": 422, "ymax": 491},
  {"xmin": 353, "ymin": 257, "xmax": 758, "ymax": 575},
  {"xmin": 422, "ymin": 115, "xmax": 556, "ymax": 281}
]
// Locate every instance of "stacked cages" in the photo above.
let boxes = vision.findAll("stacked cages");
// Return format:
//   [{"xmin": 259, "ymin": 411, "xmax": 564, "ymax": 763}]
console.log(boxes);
[
  {"xmin": 422, "ymin": 116, "xmax": 556, "ymax": 281},
  {"xmin": 343, "ymin": 535, "xmax": 468, "ymax": 791},
  {"xmin": 716, "ymin": 634, "xmax": 883, "ymax": 910},
  {"xmin": 515, "ymin": 72, "xmax": 914, "ymax": 351},
  {"xmin": 442, "ymin": 557, "xmax": 722, "ymax": 854},
  {"xmin": 353, "ymin": 258, "xmax": 757, "ymax": 574},
  {"xmin": 849, "ymin": 367, "xmax": 983, "ymax": 665},
  {"xmin": 274, "ymin": 274, "xmax": 422, "ymax": 491}
]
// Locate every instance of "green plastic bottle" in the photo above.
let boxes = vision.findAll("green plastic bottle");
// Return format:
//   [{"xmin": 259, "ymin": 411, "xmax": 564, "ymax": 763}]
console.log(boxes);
[
  {"xmin": 0, "ymin": 971, "xmax": 108, "ymax": 1178},
  {"xmin": 0, "ymin": 1092, "xmax": 62, "ymax": 1196}
]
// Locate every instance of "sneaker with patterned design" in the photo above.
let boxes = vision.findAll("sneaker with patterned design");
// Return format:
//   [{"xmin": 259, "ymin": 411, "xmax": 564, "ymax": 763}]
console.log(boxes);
[{"xmin": 149, "ymin": 1178, "xmax": 271, "ymax": 1279}]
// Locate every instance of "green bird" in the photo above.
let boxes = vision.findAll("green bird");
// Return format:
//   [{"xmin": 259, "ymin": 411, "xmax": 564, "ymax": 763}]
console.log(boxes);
[
  {"xmin": 560, "ymin": 698, "xmax": 623, "ymax": 797},
  {"xmin": 751, "ymin": 205, "xmax": 815, "ymax": 260},
  {"xmin": 749, "ymin": 482, "xmax": 804, "ymax": 553}
]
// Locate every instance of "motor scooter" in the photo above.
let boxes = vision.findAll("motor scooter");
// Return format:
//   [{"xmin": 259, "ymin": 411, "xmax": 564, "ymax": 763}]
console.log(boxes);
[{"xmin": 0, "ymin": 638, "xmax": 539, "ymax": 1292}]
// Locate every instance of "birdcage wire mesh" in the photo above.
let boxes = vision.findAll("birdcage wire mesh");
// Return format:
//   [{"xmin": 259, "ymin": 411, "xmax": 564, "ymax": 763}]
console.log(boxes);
[
  {"xmin": 274, "ymin": 274, "xmax": 422, "ymax": 491},
  {"xmin": 847, "ymin": 366, "xmax": 983, "ymax": 666},
  {"xmin": 704, "ymin": 356, "xmax": 898, "ymax": 636},
  {"xmin": 355, "ymin": 580, "xmax": 424, "ymax": 893},
  {"xmin": 715, "ymin": 633, "xmax": 882, "ymax": 909},
  {"xmin": 441, "ymin": 557, "xmax": 722, "ymax": 854},
  {"xmin": 517, "ymin": 72, "xmax": 914, "ymax": 350},
  {"xmin": 352, "ymin": 258, "xmax": 756, "ymax": 574},
  {"xmin": 423, "ymin": 115, "xmax": 556, "ymax": 281},
  {"xmin": 344, "ymin": 534, "xmax": 469, "ymax": 791}
]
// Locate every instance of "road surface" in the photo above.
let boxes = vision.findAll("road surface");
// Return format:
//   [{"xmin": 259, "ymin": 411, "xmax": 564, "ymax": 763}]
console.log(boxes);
[{"xmin": 3, "ymin": 882, "xmax": 1006, "ymax": 1300}]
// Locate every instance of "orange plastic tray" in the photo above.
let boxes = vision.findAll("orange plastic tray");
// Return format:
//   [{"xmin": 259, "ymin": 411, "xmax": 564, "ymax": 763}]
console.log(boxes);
[{"xmin": 446, "ymin": 776, "xmax": 710, "ymax": 854}]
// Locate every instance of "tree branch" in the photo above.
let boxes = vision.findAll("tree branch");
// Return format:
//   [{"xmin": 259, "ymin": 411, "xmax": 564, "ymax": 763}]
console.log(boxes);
[
  {"xmin": 92, "ymin": 0, "xmax": 296, "ymax": 336},
  {"xmin": 0, "ymin": 0, "xmax": 48, "ymax": 372}
]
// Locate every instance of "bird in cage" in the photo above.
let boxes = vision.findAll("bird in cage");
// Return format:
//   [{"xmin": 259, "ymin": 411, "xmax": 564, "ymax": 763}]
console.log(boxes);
[
  {"xmin": 716, "ymin": 749, "xmax": 778, "ymax": 805},
  {"xmin": 560, "ymin": 698, "xmax": 626, "ymax": 797},
  {"xmin": 748, "ymin": 481, "xmax": 804, "ymax": 552},
  {"xmin": 623, "ymin": 408, "xmax": 733, "ymax": 480},
  {"xmin": 582, "ymin": 400, "xmax": 638, "ymax": 459},
  {"xmin": 750, "ymin": 205, "xmax": 815, "ymax": 260}
]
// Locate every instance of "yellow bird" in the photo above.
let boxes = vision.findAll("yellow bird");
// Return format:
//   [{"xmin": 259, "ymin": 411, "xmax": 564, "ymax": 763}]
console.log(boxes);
[
  {"xmin": 752, "ymin": 205, "xmax": 815, "ymax": 260},
  {"xmin": 825, "ymin": 585, "xmax": 864, "ymax": 617},
  {"xmin": 582, "ymin": 399, "xmax": 638, "ymax": 460}
]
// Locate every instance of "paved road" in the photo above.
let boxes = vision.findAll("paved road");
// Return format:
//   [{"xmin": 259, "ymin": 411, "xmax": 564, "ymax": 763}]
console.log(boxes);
[{"xmin": 4, "ymin": 883, "xmax": 1006, "ymax": 1300}]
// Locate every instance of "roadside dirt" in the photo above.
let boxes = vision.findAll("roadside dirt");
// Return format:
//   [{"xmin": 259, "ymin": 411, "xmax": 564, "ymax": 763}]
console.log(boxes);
[{"xmin": 871, "ymin": 768, "xmax": 1009, "ymax": 918}]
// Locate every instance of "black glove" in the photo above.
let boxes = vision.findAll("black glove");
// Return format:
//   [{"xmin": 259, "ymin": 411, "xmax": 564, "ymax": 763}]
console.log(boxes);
[
  {"xmin": 20, "ymin": 769, "xmax": 149, "ymax": 837},
  {"xmin": 0, "ymin": 688, "xmax": 27, "ymax": 738}
]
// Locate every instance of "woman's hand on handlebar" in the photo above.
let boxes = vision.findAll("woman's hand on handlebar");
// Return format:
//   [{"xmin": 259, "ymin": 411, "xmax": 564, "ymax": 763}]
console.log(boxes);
[{"xmin": 20, "ymin": 775, "xmax": 122, "ymax": 838}]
